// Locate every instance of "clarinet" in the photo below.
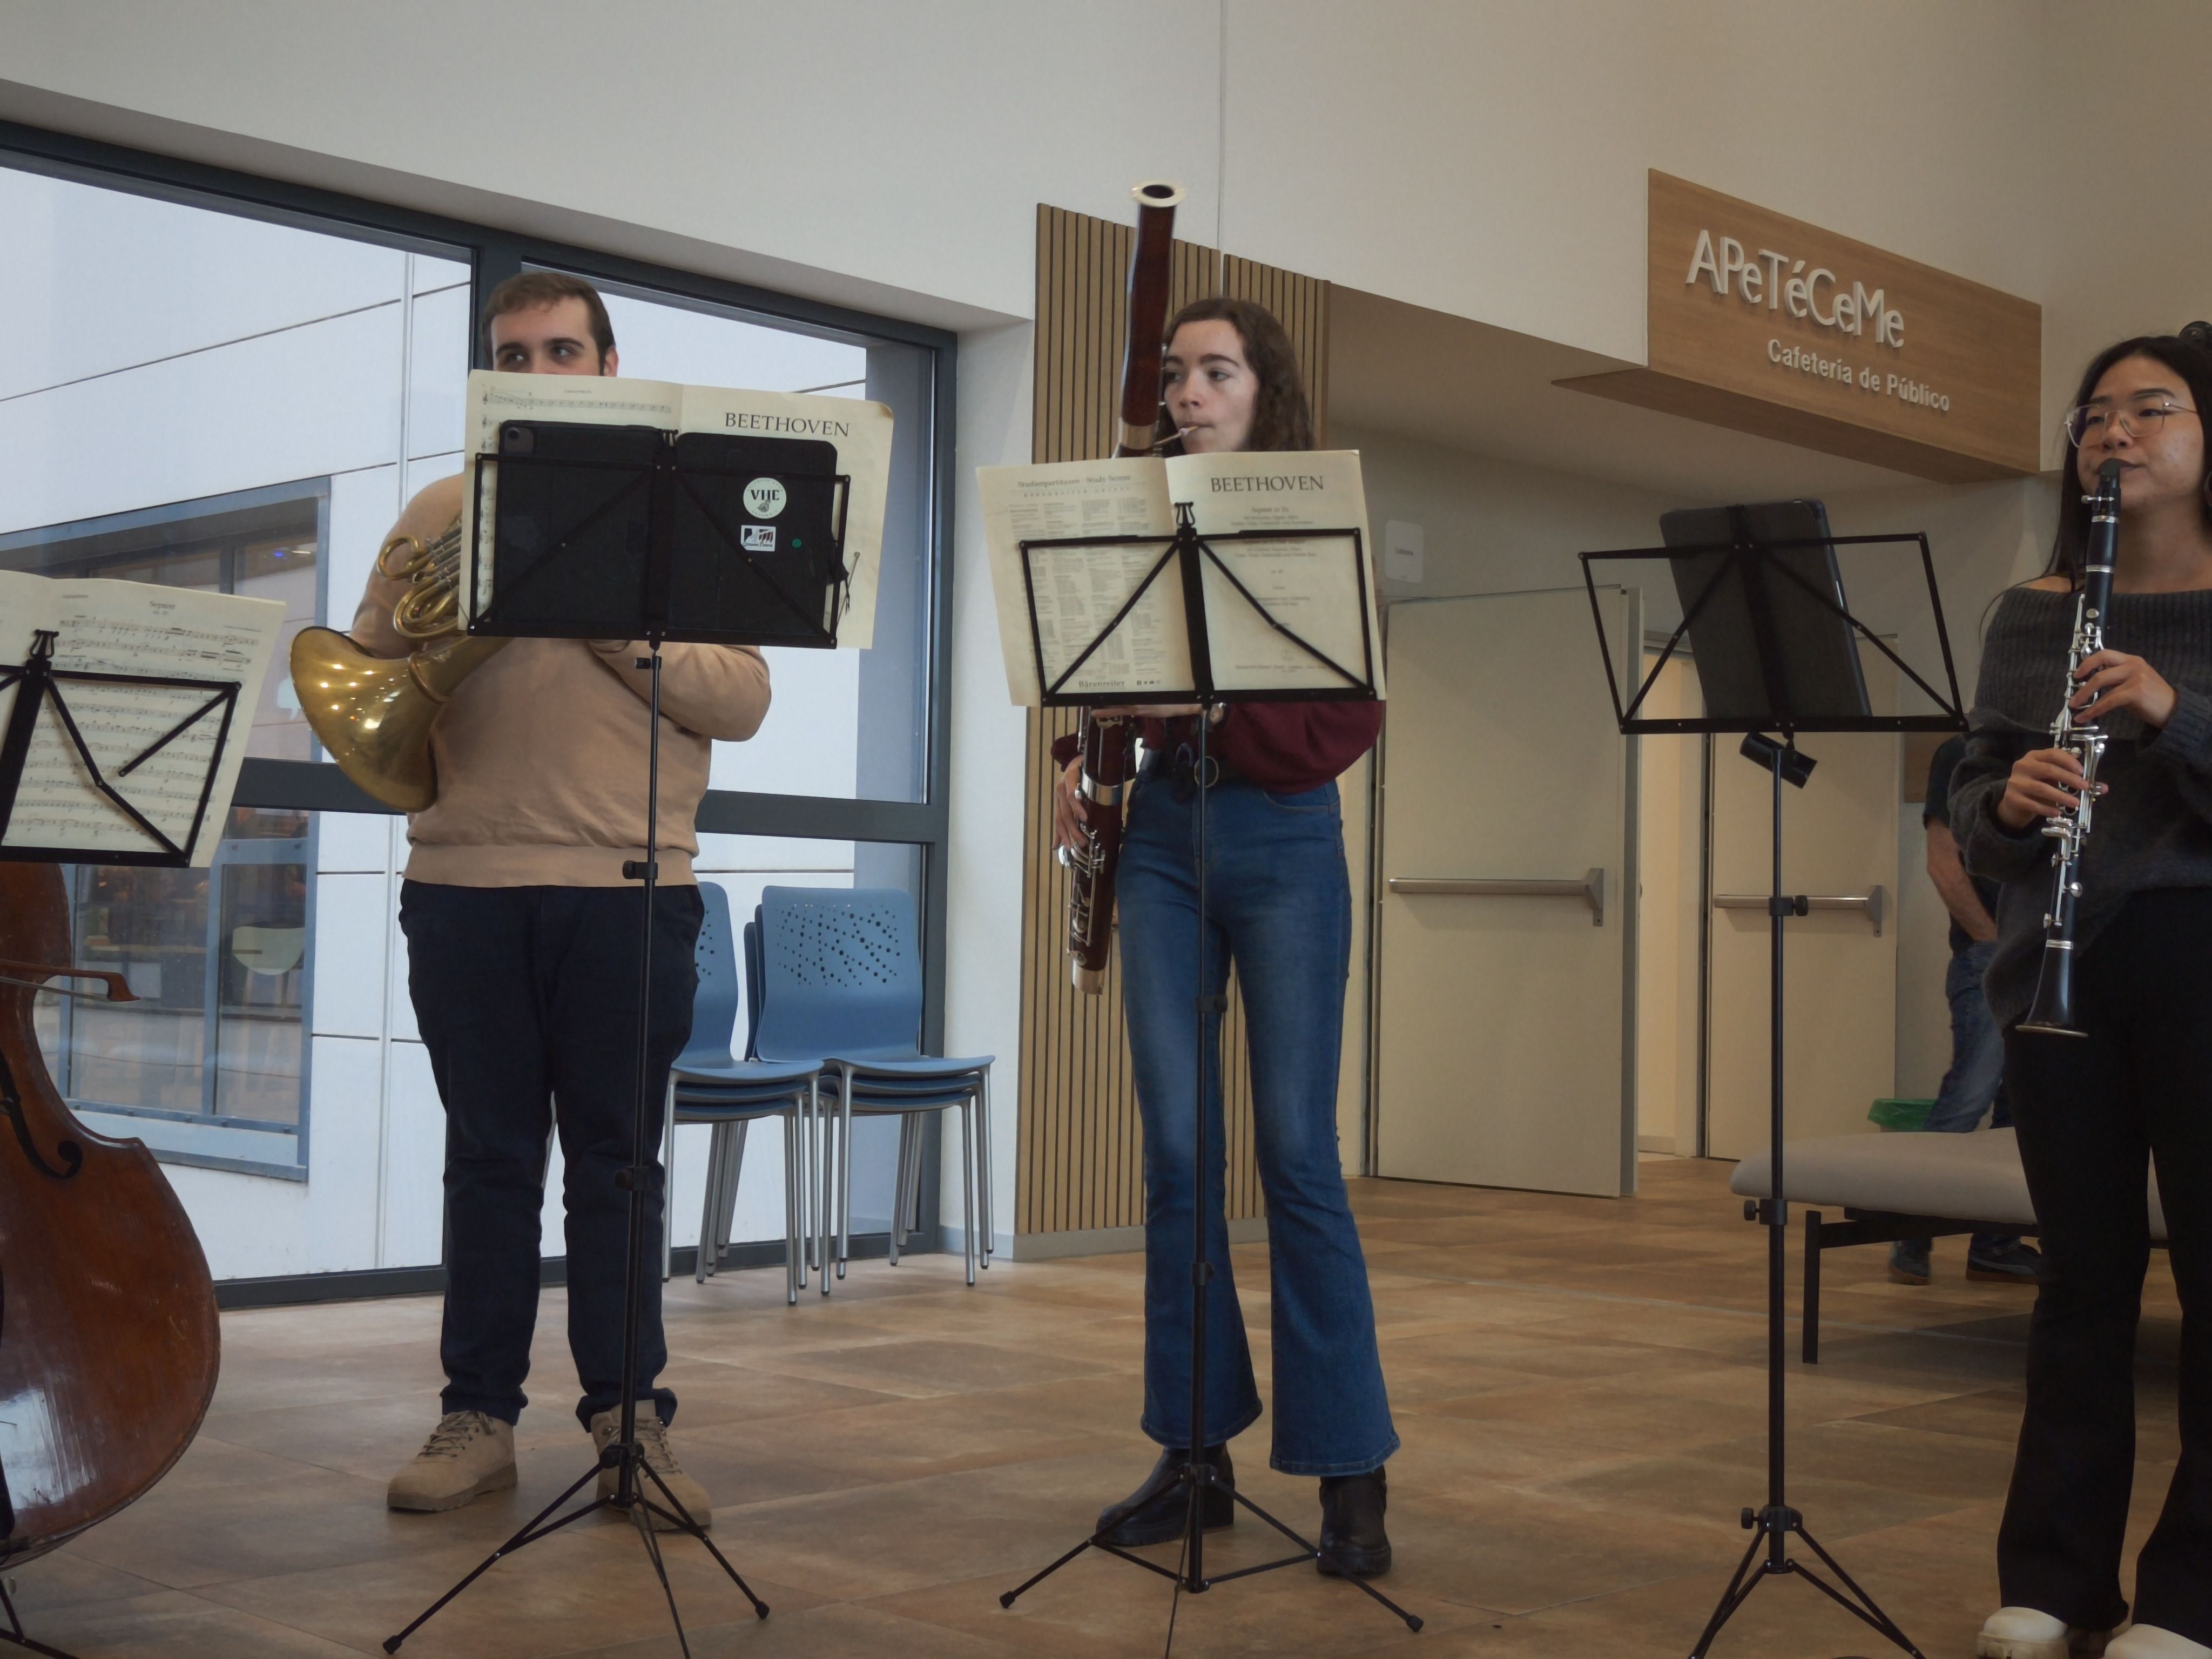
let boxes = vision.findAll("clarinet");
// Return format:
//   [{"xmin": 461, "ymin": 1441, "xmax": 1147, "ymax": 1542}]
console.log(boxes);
[
  {"xmin": 1060, "ymin": 179, "xmax": 1183, "ymax": 994},
  {"xmin": 2018, "ymin": 457, "xmax": 2123, "ymax": 1038}
]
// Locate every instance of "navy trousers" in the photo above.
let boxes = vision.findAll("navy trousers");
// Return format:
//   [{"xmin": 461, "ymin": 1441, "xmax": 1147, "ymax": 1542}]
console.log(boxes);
[{"xmin": 400, "ymin": 880, "xmax": 701, "ymax": 1429}]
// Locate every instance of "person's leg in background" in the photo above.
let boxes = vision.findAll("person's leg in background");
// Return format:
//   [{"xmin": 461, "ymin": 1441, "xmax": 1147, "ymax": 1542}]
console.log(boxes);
[{"xmin": 1894, "ymin": 939, "xmax": 2040, "ymax": 1283}]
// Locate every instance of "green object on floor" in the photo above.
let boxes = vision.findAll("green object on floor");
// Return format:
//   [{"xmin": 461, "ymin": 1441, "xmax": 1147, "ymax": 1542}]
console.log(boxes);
[{"xmin": 1869, "ymin": 1097, "xmax": 1937, "ymax": 1131}]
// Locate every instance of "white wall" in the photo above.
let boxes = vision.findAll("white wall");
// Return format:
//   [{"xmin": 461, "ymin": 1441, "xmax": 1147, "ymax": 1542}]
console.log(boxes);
[
  {"xmin": 942, "ymin": 321, "xmax": 1034, "ymax": 1253},
  {"xmin": 2036, "ymin": 0, "xmax": 2212, "ymax": 431},
  {"xmin": 1344, "ymin": 421, "xmax": 1693, "ymax": 604},
  {"xmin": 1814, "ymin": 476, "xmax": 2056, "ymax": 1097},
  {"xmin": 0, "ymin": 3, "xmax": 2072, "ymax": 407}
]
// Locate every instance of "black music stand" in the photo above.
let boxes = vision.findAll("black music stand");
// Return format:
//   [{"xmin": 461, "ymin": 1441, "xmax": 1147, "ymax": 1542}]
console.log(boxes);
[
  {"xmin": 1580, "ymin": 505, "xmax": 1964, "ymax": 1659},
  {"xmin": 1, "ymin": 631, "xmax": 242, "ymax": 1659},
  {"xmin": 997, "ymin": 504, "xmax": 1420, "ymax": 1641},
  {"xmin": 0, "ymin": 630, "xmax": 242, "ymax": 867},
  {"xmin": 383, "ymin": 420, "xmax": 850, "ymax": 1658}
]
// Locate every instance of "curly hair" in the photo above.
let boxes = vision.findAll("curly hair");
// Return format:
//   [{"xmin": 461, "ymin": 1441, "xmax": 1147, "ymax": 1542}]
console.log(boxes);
[{"xmin": 1158, "ymin": 296, "xmax": 1313, "ymax": 454}]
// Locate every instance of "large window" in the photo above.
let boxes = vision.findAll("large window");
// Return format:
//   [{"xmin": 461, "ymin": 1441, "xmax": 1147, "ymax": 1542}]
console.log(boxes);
[
  {"xmin": 3, "ymin": 483, "xmax": 327, "ymax": 1172},
  {"xmin": 1, "ymin": 125, "xmax": 951, "ymax": 1280}
]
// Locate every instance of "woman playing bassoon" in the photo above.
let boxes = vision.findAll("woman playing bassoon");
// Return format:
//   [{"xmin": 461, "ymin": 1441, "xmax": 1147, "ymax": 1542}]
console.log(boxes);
[{"xmin": 1051, "ymin": 296, "xmax": 1399, "ymax": 1576}]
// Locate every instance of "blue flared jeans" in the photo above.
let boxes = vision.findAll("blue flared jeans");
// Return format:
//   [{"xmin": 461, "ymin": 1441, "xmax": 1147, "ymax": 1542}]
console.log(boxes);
[{"xmin": 1115, "ymin": 757, "xmax": 1398, "ymax": 1476}]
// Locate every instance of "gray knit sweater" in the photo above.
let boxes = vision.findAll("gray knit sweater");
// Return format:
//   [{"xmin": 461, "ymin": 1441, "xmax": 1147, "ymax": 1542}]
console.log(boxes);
[{"xmin": 1951, "ymin": 586, "xmax": 2212, "ymax": 1025}]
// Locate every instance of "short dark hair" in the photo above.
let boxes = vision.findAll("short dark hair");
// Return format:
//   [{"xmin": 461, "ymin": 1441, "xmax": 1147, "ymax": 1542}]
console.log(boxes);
[
  {"xmin": 1161, "ymin": 296, "xmax": 1314, "ymax": 453},
  {"xmin": 481, "ymin": 271, "xmax": 616, "ymax": 364},
  {"xmin": 2045, "ymin": 332, "xmax": 2212, "ymax": 587}
]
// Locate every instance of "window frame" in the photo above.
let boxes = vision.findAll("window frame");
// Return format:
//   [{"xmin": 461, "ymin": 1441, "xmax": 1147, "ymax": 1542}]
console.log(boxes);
[{"xmin": 1, "ymin": 120, "xmax": 958, "ymax": 1218}]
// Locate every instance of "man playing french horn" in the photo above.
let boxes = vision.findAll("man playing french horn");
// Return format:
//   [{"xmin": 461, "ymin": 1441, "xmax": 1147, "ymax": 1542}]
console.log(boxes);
[{"xmin": 357, "ymin": 273, "xmax": 772, "ymax": 1523}]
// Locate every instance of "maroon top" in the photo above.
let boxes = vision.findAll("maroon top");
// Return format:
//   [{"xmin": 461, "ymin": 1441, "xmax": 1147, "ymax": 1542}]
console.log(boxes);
[{"xmin": 1054, "ymin": 701, "xmax": 1383, "ymax": 794}]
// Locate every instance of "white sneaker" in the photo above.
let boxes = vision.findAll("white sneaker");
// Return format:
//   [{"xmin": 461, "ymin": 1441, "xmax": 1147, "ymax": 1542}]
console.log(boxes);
[
  {"xmin": 2109, "ymin": 1628, "xmax": 2212, "ymax": 1659},
  {"xmin": 589, "ymin": 1401, "xmax": 710, "ymax": 1532},
  {"xmin": 1979, "ymin": 1607, "xmax": 2114, "ymax": 1659}
]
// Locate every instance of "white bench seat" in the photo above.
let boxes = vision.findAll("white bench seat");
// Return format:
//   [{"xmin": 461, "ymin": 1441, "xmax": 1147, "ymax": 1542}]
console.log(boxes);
[
  {"xmin": 1724, "ymin": 1127, "xmax": 2168, "ymax": 1362},
  {"xmin": 1729, "ymin": 1127, "xmax": 2168, "ymax": 1239}
]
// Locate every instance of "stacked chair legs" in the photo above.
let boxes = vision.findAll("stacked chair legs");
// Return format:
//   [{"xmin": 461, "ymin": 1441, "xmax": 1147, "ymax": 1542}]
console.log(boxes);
[
  {"xmin": 823, "ymin": 1065, "xmax": 995, "ymax": 1287},
  {"xmin": 663, "ymin": 882, "xmax": 998, "ymax": 1303}
]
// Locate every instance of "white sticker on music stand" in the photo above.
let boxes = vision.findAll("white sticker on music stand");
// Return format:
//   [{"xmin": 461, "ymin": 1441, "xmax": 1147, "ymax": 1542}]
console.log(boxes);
[
  {"xmin": 744, "ymin": 478, "xmax": 788, "ymax": 518},
  {"xmin": 1384, "ymin": 520, "xmax": 1425, "ymax": 584}
]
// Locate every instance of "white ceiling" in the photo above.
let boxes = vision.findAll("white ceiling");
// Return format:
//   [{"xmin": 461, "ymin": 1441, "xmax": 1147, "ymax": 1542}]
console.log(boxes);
[{"xmin": 1328, "ymin": 285, "xmax": 1923, "ymax": 504}]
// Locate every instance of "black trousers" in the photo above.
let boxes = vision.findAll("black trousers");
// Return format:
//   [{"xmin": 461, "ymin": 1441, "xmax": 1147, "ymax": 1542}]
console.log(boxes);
[
  {"xmin": 2000, "ymin": 889, "xmax": 2212, "ymax": 1641},
  {"xmin": 400, "ymin": 880, "xmax": 701, "ymax": 1430}
]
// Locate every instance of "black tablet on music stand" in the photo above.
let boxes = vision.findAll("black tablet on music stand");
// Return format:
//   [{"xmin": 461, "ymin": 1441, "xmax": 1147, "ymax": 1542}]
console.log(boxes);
[{"xmin": 1660, "ymin": 500, "xmax": 1871, "ymax": 728}]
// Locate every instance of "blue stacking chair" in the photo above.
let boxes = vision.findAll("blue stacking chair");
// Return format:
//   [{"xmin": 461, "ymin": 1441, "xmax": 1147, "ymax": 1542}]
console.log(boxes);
[
  {"xmin": 753, "ymin": 886, "xmax": 995, "ymax": 1290},
  {"xmin": 660, "ymin": 882, "xmax": 821, "ymax": 1304}
]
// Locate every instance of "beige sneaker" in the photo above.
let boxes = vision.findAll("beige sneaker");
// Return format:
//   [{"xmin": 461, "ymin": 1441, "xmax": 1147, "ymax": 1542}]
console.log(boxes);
[
  {"xmin": 589, "ymin": 1402, "xmax": 711, "ymax": 1532},
  {"xmin": 387, "ymin": 1411, "xmax": 516, "ymax": 1513}
]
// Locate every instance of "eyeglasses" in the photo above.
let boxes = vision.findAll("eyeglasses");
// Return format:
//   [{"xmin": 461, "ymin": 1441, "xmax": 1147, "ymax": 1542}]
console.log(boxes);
[{"xmin": 2063, "ymin": 393, "xmax": 2200, "ymax": 446}]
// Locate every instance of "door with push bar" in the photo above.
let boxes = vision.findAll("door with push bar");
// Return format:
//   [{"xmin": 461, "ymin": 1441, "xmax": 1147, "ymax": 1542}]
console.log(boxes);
[
  {"xmin": 1705, "ymin": 644, "xmax": 1900, "ymax": 1159},
  {"xmin": 1374, "ymin": 588, "xmax": 1637, "ymax": 1197}
]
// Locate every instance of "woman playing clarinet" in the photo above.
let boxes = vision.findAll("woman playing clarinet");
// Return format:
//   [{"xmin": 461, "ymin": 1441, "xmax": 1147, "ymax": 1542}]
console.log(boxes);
[
  {"xmin": 1052, "ymin": 296, "xmax": 1398, "ymax": 1576},
  {"xmin": 1954, "ymin": 332, "xmax": 2212, "ymax": 1659}
]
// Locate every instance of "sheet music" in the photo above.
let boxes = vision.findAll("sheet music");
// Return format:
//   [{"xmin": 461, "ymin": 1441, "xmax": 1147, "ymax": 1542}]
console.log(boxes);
[
  {"xmin": 461, "ymin": 372, "xmax": 894, "ymax": 647},
  {"xmin": 1168, "ymin": 450, "xmax": 1384, "ymax": 697},
  {"xmin": 977, "ymin": 460, "xmax": 1189, "ymax": 705},
  {"xmin": 0, "ymin": 572, "xmax": 285, "ymax": 866}
]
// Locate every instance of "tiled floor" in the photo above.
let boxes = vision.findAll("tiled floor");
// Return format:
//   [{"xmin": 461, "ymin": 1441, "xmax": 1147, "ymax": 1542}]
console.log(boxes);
[{"xmin": 5, "ymin": 1158, "xmax": 2184, "ymax": 1657}]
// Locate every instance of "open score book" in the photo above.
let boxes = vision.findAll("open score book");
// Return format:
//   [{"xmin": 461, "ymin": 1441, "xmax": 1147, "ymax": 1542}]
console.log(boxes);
[
  {"xmin": 979, "ymin": 448, "xmax": 1383, "ymax": 706},
  {"xmin": 0, "ymin": 572, "xmax": 284, "ymax": 867}
]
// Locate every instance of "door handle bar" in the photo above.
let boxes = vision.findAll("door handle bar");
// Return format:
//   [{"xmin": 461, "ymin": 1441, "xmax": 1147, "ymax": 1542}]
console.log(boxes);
[
  {"xmin": 1386, "ymin": 868, "xmax": 1605, "ymax": 927},
  {"xmin": 1712, "ymin": 885, "xmax": 1885, "ymax": 936}
]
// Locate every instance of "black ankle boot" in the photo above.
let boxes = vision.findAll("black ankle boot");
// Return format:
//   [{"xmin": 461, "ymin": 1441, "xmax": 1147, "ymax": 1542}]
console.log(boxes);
[
  {"xmin": 1094, "ymin": 1444, "xmax": 1234, "ymax": 1547},
  {"xmin": 1317, "ymin": 1467, "xmax": 1391, "ymax": 1577}
]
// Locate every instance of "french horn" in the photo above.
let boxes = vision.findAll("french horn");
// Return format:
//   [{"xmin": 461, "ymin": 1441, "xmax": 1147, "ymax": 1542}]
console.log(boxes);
[{"xmin": 288, "ymin": 517, "xmax": 507, "ymax": 812}]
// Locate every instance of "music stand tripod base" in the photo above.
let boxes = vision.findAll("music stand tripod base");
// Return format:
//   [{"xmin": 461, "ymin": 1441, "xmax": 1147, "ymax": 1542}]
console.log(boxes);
[{"xmin": 2, "ymin": 1576, "xmax": 80, "ymax": 1659}]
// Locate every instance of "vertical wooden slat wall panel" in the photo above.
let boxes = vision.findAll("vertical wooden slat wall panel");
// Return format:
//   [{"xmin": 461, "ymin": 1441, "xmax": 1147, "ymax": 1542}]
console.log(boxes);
[{"xmin": 1018, "ymin": 206, "xmax": 1331, "ymax": 1238}]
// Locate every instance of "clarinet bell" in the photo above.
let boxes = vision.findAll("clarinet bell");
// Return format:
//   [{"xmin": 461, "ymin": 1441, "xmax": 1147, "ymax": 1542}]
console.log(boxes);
[{"xmin": 2018, "ymin": 941, "xmax": 2086, "ymax": 1038}]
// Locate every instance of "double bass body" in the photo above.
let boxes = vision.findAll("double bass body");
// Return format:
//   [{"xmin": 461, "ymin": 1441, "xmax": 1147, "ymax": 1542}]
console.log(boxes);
[{"xmin": 0, "ymin": 860, "xmax": 220, "ymax": 1566}]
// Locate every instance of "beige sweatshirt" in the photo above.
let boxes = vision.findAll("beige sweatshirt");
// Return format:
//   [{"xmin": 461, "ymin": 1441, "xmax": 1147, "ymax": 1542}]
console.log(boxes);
[{"xmin": 350, "ymin": 480, "xmax": 772, "ymax": 887}]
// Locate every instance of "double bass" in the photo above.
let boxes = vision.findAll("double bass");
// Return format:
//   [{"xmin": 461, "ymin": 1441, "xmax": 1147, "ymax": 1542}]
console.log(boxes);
[{"xmin": 0, "ymin": 859, "xmax": 220, "ymax": 1636}]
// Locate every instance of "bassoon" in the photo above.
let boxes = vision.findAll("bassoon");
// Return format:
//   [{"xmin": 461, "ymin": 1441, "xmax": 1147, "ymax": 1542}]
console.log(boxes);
[
  {"xmin": 2019, "ymin": 457, "xmax": 2123, "ymax": 1037},
  {"xmin": 1060, "ymin": 179, "xmax": 1183, "ymax": 993}
]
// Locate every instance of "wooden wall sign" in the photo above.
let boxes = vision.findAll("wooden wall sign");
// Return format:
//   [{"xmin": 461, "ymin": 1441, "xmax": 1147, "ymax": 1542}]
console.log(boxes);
[{"xmin": 1560, "ymin": 171, "xmax": 2042, "ymax": 483}]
